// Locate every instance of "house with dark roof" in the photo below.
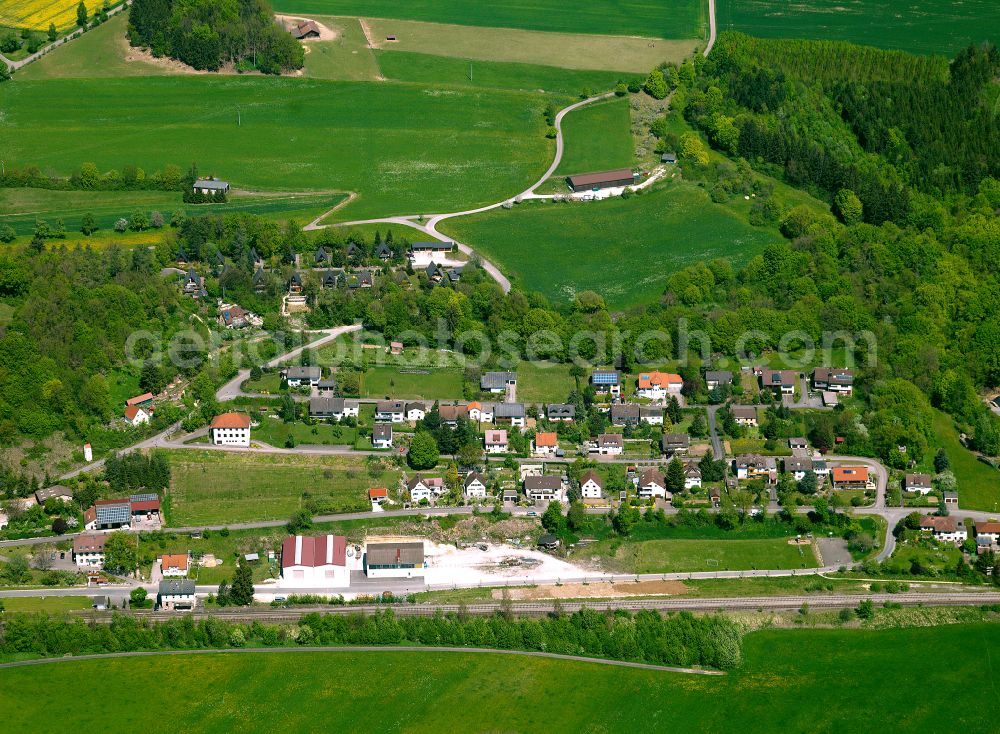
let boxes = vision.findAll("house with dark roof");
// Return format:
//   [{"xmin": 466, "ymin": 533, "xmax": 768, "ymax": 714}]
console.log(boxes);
[
  {"xmin": 546, "ymin": 403, "xmax": 575, "ymax": 421},
  {"xmin": 192, "ymin": 178, "xmax": 229, "ymax": 195},
  {"xmin": 730, "ymin": 405, "xmax": 758, "ymax": 427},
  {"xmin": 813, "ymin": 367, "xmax": 854, "ymax": 394},
  {"xmin": 288, "ymin": 271, "xmax": 304, "ymax": 295},
  {"xmin": 253, "ymin": 267, "xmax": 269, "ymax": 293},
  {"xmin": 661, "ymin": 433, "xmax": 689, "ymax": 455},
  {"xmin": 595, "ymin": 434, "xmax": 624, "ymax": 456},
  {"xmin": 590, "ymin": 370, "xmax": 621, "ymax": 397},
  {"xmin": 494, "ymin": 402, "xmax": 526, "ymax": 428},
  {"xmin": 734, "ymin": 455, "xmax": 778, "ymax": 484},
  {"xmin": 524, "ymin": 475, "xmax": 564, "ymax": 502},
  {"xmin": 309, "ymin": 397, "xmax": 359, "ymax": 421},
  {"xmin": 283, "ymin": 365, "xmax": 321, "ymax": 387},
  {"xmin": 481, "ymin": 371, "xmax": 516, "ymax": 393},
  {"xmin": 375, "ymin": 400, "xmax": 406, "ymax": 423},
  {"xmin": 759, "ymin": 369, "xmax": 798, "ymax": 395},
  {"xmin": 610, "ymin": 403, "xmax": 640, "ymax": 426},
  {"xmin": 372, "ymin": 423, "xmax": 393, "ymax": 449},
  {"xmin": 463, "ymin": 472, "xmax": 488, "ymax": 498},
  {"xmin": 376, "ymin": 243, "xmax": 393, "ymax": 260},
  {"xmin": 158, "ymin": 579, "xmax": 197, "ymax": 611},
  {"xmin": 364, "ymin": 541, "xmax": 425, "ymax": 578},
  {"xmin": 84, "ymin": 499, "xmax": 132, "ymax": 531},
  {"xmin": 705, "ymin": 370, "xmax": 733, "ymax": 390},
  {"xmin": 580, "ymin": 470, "xmax": 603, "ymax": 499},
  {"xmin": 289, "ymin": 20, "xmax": 320, "ymax": 39},
  {"xmin": 566, "ymin": 168, "xmax": 637, "ymax": 192}
]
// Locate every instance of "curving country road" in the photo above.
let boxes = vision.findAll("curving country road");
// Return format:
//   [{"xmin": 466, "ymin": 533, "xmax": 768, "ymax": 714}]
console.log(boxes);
[
  {"xmin": 307, "ymin": 92, "xmax": 618, "ymax": 293},
  {"xmin": 704, "ymin": 0, "xmax": 718, "ymax": 56}
]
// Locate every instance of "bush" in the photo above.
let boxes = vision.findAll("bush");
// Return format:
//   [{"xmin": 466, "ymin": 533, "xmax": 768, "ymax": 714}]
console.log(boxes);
[{"xmin": 855, "ymin": 598, "xmax": 875, "ymax": 620}]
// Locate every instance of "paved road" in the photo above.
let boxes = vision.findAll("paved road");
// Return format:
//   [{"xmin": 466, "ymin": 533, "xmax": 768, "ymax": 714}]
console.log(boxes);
[
  {"xmin": 0, "ymin": 646, "xmax": 724, "ymax": 675},
  {"xmin": 704, "ymin": 0, "xmax": 717, "ymax": 56},
  {"xmin": 706, "ymin": 404, "xmax": 724, "ymax": 458}
]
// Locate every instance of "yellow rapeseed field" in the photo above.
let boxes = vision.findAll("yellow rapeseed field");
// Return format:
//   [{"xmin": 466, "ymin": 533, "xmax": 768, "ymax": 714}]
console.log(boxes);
[{"xmin": 0, "ymin": 0, "xmax": 107, "ymax": 31}]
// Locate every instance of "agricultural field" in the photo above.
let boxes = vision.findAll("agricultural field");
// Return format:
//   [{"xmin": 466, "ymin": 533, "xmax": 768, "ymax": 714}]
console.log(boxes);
[
  {"xmin": 606, "ymin": 537, "xmax": 819, "ymax": 573},
  {"xmin": 375, "ymin": 51, "xmax": 626, "ymax": 96},
  {"xmin": 1, "ymin": 75, "xmax": 559, "ymax": 221},
  {"xmin": 363, "ymin": 17, "xmax": 697, "ymax": 73},
  {"xmin": 297, "ymin": 16, "xmax": 382, "ymax": 81},
  {"xmin": 931, "ymin": 410, "xmax": 1000, "ymax": 513},
  {"xmin": 553, "ymin": 96, "xmax": 634, "ymax": 176},
  {"xmin": 0, "ymin": 188, "xmax": 345, "ymax": 238},
  {"xmin": 716, "ymin": 0, "xmax": 1000, "ymax": 56},
  {"xmin": 272, "ymin": 0, "xmax": 707, "ymax": 39},
  {"xmin": 164, "ymin": 450, "xmax": 393, "ymax": 525},
  {"xmin": 0, "ymin": 0, "xmax": 106, "ymax": 31},
  {"xmin": 440, "ymin": 183, "xmax": 784, "ymax": 308},
  {"xmin": 1, "ymin": 624, "xmax": 997, "ymax": 731}
]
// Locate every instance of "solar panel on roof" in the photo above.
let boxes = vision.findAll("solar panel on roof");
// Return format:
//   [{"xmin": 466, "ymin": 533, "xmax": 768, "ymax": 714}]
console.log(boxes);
[
  {"xmin": 130, "ymin": 493, "xmax": 158, "ymax": 502},
  {"xmin": 96, "ymin": 503, "xmax": 131, "ymax": 525}
]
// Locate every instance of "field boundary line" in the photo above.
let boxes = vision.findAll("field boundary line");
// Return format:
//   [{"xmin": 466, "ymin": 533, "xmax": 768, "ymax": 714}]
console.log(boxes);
[{"xmin": 0, "ymin": 646, "xmax": 725, "ymax": 675}]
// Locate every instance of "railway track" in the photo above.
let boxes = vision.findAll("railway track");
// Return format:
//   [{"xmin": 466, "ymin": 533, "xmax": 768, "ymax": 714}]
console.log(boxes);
[{"xmin": 70, "ymin": 592, "xmax": 1000, "ymax": 624}]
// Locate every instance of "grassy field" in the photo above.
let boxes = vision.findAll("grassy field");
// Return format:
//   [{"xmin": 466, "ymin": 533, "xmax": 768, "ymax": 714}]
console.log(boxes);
[
  {"xmin": 300, "ymin": 16, "xmax": 383, "ymax": 80},
  {"xmin": 2, "ymin": 624, "xmax": 997, "ymax": 731},
  {"xmin": 717, "ymin": 0, "xmax": 999, "ymax": 56},
  {"xmin": 164, "ymin": 450, "xmax": 393, "ymax": 525},
  {"xmin": 0, "ymin": 0, "xmax": 107, "ymax": 30},
  {"xmin": 363, "ymin": 17, "xmax": 697, "ymax": 72},
  {"xmin": 360, "ymin": 366, "xmax": 464, "ymax": 400},
  {"xmin": 0, "ymin": 596, "xmax": 91, "ymax": 613},
  {"xmin": 611, "ymin": 537, "xmax": 818, "ymax": 573},
  {"xmin": 515, "ymin": 361, "xmax": 577, "ymax": 404},
  {"xmin": 375, "ymin": 51, "xmax": 626, "ymax": 96},
  {"xmin": 252, "ymin": 416, "xmax": 358, "ymax": 447},
  {"xmin": 931, "ymin": 410, "xmax": 1000, "ymax": 513},
  {"xmin": 441, "ymin": 183, "xmax": 784, "ymax": 308},
  {"xmin": 553, "ymin": 96, "xmax": 634, "ymax": 176},
  {"xmin": 0, "ymin": 188, "xmax": 345, "ymax": 237},
  {"xmin": 2, "ymin": 75, "xmax": 558, "ymax": 221},
  {"xmin": 273, "ymin": 0, "xmax": 707, "ymax": 39}
]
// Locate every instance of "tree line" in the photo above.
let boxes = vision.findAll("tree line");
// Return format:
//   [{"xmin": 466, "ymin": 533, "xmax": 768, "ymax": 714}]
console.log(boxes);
[{"xmin": 0, "ymin": 607, "xmax": 743, "ymax": 670}]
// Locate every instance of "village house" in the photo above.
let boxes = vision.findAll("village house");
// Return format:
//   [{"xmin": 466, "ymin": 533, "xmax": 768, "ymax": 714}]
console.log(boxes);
[
  {"xmin": 130, "ymin": 494, "xmax": 161, "ymax": 524},
  {"xmin": 372, "ymin": 423, "xmax": 393, "ymax": 449},
  {"xmin": 73, "ymin": 534, "xmax": 107, "ymax": 568},
  {"xmin": 390, "ymin": 340, "xmax": 404, "ymax": 355},
  {"xmin": 661, "ymin": 433, "xmax": 689, "ymax": 455},
  {"xmin": 123, "ymin": 405, "xmax": 151, "ymax": 426},
  {"xmin": 35, "ymin": 485, "xmax": 72, "ymax": 504},
  {"xmin": 705, "ymin": 370, "xmax": 733, "ymax": 391},
  {"xmin": 532, "ymin": 431, "xmax": 559, "ymax": 457},
  {"xmin": 684, "ymin": 462, "xmax": 702, "ymax": 489},
  {"xmin": 407, "ymin": 475, "xmax": 444, "ymax": 503},
  {"xmin": 159, "ymin": 554, "xmax": 189, "ymax": 578},
  {"xmin": 788, "ymin": 437, "xmax": 808, "ymax": 452},
  {"xmin": 784, "ymin": 457, "xmax": 814, "ymax": 481},
  {"xmin": 181, "ymin": 269, "xmax": 205, "ymax": 298},
  {"xmin": 709, "ymin": 487, "xmax": 721, "ymax": 508},
  {"xmin": 192, "ymin": 177, "xmax": 230, "ymax": 196},
  {"xmin": 219, "ymin": 304, "xmax": 255, "ymax": 330},
  {"xmin": 734, "ymin": 455, "xmax": 778, "ymax": 484},
  {"xmin": 759, "ymin": 369, "xmax": 798, "ymax": 396},
  {"xmin": 580, "ymin": 470, "xmax": 604, "ymax": 499},
  {"xmin": 283, "ymin": 365, "xmax": 321, "ymax": 387},
  {"xmin": 640, "ymin": 406, "xmax": 664, "ymax": 425},
  {"xmin": 84, "ymin": 499, "xmax": 132, "ymax": 531},
  {"xmin": 316, "ymin": 378, "xmax": 337, "ymax": 395},
  {"xmin": 903, "ymin": 473, "xmax": 933, "ymax": 494},
  {"xmin": 546, "ymin": 403, "xmax": 576, "ymax": 422},
  {"xmin": 375, "ymin": 400, "xmax": 407, "ymax": 423},
  {"xmin": 368, "ymin": 488, "xmax": 388, "ymax": 506},
  {"xmin": 210, "ymin": 412, "xmax": 251, "ymax": 447},
  {"xmin": 639, "ymin": 468, "xmax": 668, "ymax": 499},
  {"xmin": 463, "ymin": 472, "xmax": 488, "ymax": 498},
  {"xmin": 127, "ymin": 392, "xmax": 155, "ymax": 410},
  {"xmin": 974, "ymin": 522, "xmax": 1000, "ymax": 551},
  {"xmin": 831, "ymin": 466, "xmax": 872, "ymax": 491},
  {"xmin": 481, "ymin": 371, "xmax": 517, "ymax": 394},
  {"xmin": 494, "ymin": 402, "xmax": 526, "ymax": 429},
  {"xmin": 566, "ymin": 168, "xmax": 637, "ymax": 193},
  {"xmin": 502, "ymin": 489, "xmax": 519, "ymax": 504},
  {"xmin": 405, "ymin": 402, "xmax": 426, "ymax": 422},
  {"xmin": 281, "ymin": 534, "xmax": 350, "ymax": 587},
  {"xmin": 596, "ymin": 433, "xmax": 624, "ymax": 456},
  {"xmin": 253, "ymin": 267, "xmax": 269, "ymax": 293},
  {"xmin": 439, "ymin": 404, "xmax": 466, "ymax": 426},
  {"xmin": 314, "ymin": 246, "xmax": 331, "ymax": 266},
  {"xmin": 409, "ymin": 241, "xmax": 454, "ymax": 266},
  {"xmin": 610, "ymin": 403, "xmax": 641, "ymax": 426},
  {"xmin": 377, "ymin": 243, "xmax": 393, "ymax": 261},
  {"xmin": 730, "ymin": 405, "xmax": 759, "ymax": 427},
  {"xmin": 524, "ymin": 475, "xmax": 564, "ymax": 502},
  {"xmin": 919, "ymin": 515, "xmax": 968, "ymax": 544},
  {"xmin": 288, "ymin": 19, "xmax": 321, "ymax": 39},
  {"xmin": 636, "ymin": 371, "xmax": 683, "ymax": 401},
  {"xmin": 363, "ymin": 541, "xmax": 425, "ymax": 579},
  {"xmin": 158, "ymin": 579, "xmax": 197, "ymax": 611},
  {"xmin": 485, "ymin": 429, "xmax": 509, "ymax": 454},
  {"xmin": 287, "ymin": 271, "xmax": 304, "ymax": 295},
  {"xmin": 813, "ymin": 367, "xmax": 854, "ymax": 395},
  {"xmin": 590, "ymin": 370, "xmax": 621, "ymax": 398},
  {"xmin": 309, "ymin": 397, "xmax": 359, "ymax": 421},
  {"xmin": 467, "ymin": 402, "xmax": 494, "ymax": 423},
  {"xmin": 943, "ymin": 491, "xmax": 959, "ymax": 506},
  {"xmin": 320, "ymin": 270, "xmax": 342, "ymax": 289}
]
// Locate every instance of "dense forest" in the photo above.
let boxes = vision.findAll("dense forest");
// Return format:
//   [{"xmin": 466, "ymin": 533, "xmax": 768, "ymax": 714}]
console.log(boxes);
[
  {"xmin": 128, "ymin": 0, "xmax": 303, "ymax": 73},
  {"xmin": 678, "ymin": 33, "xmax": 1000, "ymax": 223}
]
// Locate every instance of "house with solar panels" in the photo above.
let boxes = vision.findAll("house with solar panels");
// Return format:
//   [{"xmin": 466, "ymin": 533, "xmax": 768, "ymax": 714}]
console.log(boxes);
[
  {"xmin": 590, "ymin": 370, "xmax": 621, "ymax": 397},
  {"xmin": 83, "ymin": 494, "xmax": 161, "ymax": 531}
]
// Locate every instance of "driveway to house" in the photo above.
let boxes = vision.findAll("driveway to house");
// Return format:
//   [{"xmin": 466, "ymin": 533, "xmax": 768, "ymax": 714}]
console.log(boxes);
[{"xmin": 306, "ymin": 92, "xmax": 618, "ymax": 294}]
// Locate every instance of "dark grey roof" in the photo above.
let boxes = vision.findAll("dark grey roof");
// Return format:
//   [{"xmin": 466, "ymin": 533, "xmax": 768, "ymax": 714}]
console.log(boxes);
[
  {"xmin": 705, "ymin": 370, "xmax": 733, "ymax": 383},
  {"xmin": 285, "ymin": 366, "xmax": 321, "ymax": 380},
  {"xmin": 377, "ymin": 400, "xmax": 406, "ymax": 413},
  {"xmin": 366, "ymin": 542, "xmax": 424, "ymax": 566},
  {"xmin": 373, "ymin": 423, "xmax": 393, "ymax": 440},
  {"xmin": 611, "ymin": 403, "xmax": 640, "ymax": 421},
  {"xmin": 481, "ymin": 371, "xmax": 516, "ymax": 390},
  {"xmin": 661, "ymin": 433, "xmax": 689, "ymax": 449},
  {"xmin": 524, "ymin": 475, "xmax": 562, "ymax": 491},
  {"xmin": 36, "ymin": 485, "xmax": 72, "ymax": 502},
  {"xmin": 193, "ymin": 178, "xmax": 229, "ymax": 190},
  {"xmin": 158, "ymin": 579, "xmax": 195, "ymax": 595},
  {"xmin": 411, "ymin": 241, "xmax": 453, "ymax": 251},
  {"xmin": 310, "ymin": 397, "xmax": 346, "ymax": 414},
  {"xmin": 317, "ymin": 379, "xmax": 337, "ymax": 389},
  {"xmin": 464, "ymin": 472, "xmax": 486, "ymax": 487},
  {"xmin": 376, "ymin": 243, "xmax": 392, "ymax": 258},
  {"xmin": 639, "ymin": 406, "xmax": 662, "ymax": 418},
  {"xmin": 546, "ymin": 403, "xmax": 575, "ymax": 418},
  {"xmin": 130, "ymin": 493, "xmax": 159, "ymax": 503},
  {"xmin": 661, "ymin": 152, "xmax": 677, "ymax": 163},
  {"xmin": 495, "ymin": 403, "xmax": 525, "ymax": 418},
  {"xmin": 253, "ymin": 267, "xmax": 268, "ymax": 284}
]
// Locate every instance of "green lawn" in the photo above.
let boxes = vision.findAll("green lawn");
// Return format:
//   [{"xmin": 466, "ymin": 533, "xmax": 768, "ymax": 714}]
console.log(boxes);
[
  {"xmin": 364, "ymin": 17, "xmax": 697, "ymax": 73},
  {"xmin": 2, "ymin": 624, "xmax": 997, "ymax": 731},
  {"xmin": 0, "ymin": 188, "xmax": 346, "ymax": 237},
  {"xmin": 515, "ymin": 361, "xmax": 577, "ymax": 404},
  {"xmin": 0, "ymin": 596, "xmax": 91, "ymax": 613},
  {"xmin": 301, "ymin": 17, "xmax": 383, "ymax": 81},
  {"xmin": 252, "ymin": 417, "xmax": 358, "ymax": 447},
  {"xmin": 554, "ymin": 96, "xmax": 634, "ymax": 176},
  {"xmin": 612, "ymin": 537, "xmax": 818, "ymax": 573},
  {"xmin": 932, "ymin": 410, "xmax": 1000, "ymax": 512},
  {"xmin": 375, "ymin": 51, "xmax": 628, "ymax": 96},
  {"xmin": 164, "ymin": 450, "xmax": 391, "ymax": 525},
  {"xmin": 361, "ymin": 366, "xmax": 465, "ymax": 400},
  {"xmin": 440, "ymin": 183, "xmax": 784, "ymax": 308},
  {"xmin": 717, "ymin": 0, "xmax": 999, "ymax": 56},
  {"xmin": 272, "ymin": 0, "xmax": 707, "ymax": 39},
  {"xmin": 2, "ymin": 76, "xmax": 559, "ymax": 221}
]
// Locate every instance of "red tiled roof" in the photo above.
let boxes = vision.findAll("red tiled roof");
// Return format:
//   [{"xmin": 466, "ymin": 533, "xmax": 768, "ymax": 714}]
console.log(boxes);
[
  {"xmin": 210, "ymin": 412, "xmax": 251, "ymax": 429},
  {"xmin": 368, "ymin": 488, "xmax": 388, "ymax": 498},
  {"xmin": 124, "ymin": 406, "xmax": 145, "ymax": 421},
  {"xmin": 281, "ymin": 535, "xmax": 346, "ymax": 568},
  {"xmin": 535, "ymin": 432, "xmax": 558, "ymax": 447},
  {"xmin": 131, "ymin": 498, "xmax": 161, "ymax": 512},
  {"xmin": 126, "ymin": 393, "xmax": 154, "ymax": 406},
  {"xmin": 638, "ymin": 371, "xmax": 682, "ymax": 389},
  {"xmin": 832, "ymin": 467, "xmax": 868, "ymax": 483},
  {"xmin": 160, "ymin": 554, "xmax": 188, "ymax": 571}
]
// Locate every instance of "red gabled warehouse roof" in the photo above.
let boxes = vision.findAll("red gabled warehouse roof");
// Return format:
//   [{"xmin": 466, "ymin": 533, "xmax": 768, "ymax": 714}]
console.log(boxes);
[{"xmin": 282, "ymin": 535, "xmax": 347, "ymax": 569}]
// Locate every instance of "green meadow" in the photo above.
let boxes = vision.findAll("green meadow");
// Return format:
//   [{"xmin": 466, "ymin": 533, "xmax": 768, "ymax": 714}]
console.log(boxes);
[
  {"xmin": 441, "ymin": 184, "xmax": 783, "ymax": 308},
  {"xmin": 717, "ymin": 0, "xmax": 999, "ymax": 56},
  {"xmin": 1, "ymin": 624, "xmax": 996, "ymax": 731},
  {"xmin": 931, "ymin": 410, "xmax": 1000, "ymax": 513},
  {"xmin": 611, "ymin": 537, "xmax": 819, "ymax": 573},
  {"xmin": 272, "ymin": 0, "xmax": 707, "ymax": 39},
  {"xmin": 1, "ymin": 76, "xmax": 559, "ymax": 221},
  {"xmin": 553, "ymin": 96, "xmax": 634, "ymax": 176}
]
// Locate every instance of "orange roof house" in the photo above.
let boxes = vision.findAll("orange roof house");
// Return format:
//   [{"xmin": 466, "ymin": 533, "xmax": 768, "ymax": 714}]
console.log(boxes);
[
  {"xmin": 637, "ymin": 372, "xmax": 683, "ymax": 389},
  {"xmin": 832, "ymin": 466, "xmax": 869, "ymax": 486},
  {"xmin": 535, "ymin": 432, "xmax": 558, "ymax": 447},
  {"xmin": 368, "ymin": 488, "xmax": 388, "ymax": 500},
  {"xmin": 210, "ymin": 412, "xmax": 251, "ymax": 429}
]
